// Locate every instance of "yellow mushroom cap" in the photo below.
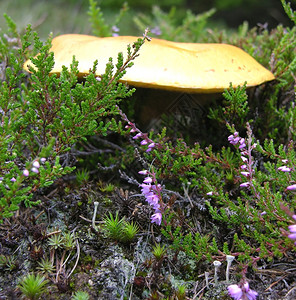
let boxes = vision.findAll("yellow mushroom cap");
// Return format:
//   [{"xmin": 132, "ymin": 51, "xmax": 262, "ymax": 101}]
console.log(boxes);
[{"xmin": 23, "ymin": 34, "xmax": 275, "ymax": 93}]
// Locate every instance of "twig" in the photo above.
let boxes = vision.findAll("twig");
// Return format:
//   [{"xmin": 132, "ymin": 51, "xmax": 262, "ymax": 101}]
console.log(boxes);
[{"xmin": 68, "ymin": 239, "xmax": 80, "ymax": 278}]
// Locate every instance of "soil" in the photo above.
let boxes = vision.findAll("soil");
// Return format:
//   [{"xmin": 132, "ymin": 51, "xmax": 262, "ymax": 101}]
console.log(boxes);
[{"xmin": 0, "ymin": 174, "xmax": 296, "ymax": 300}]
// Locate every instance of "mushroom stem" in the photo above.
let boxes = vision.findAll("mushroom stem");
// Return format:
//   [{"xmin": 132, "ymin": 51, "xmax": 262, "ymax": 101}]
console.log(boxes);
[
  {"xmin": 226, "ymin": 255, "xmax": 235, "ymax": 283},
  {"xmin": 92, "ymin": 201, "xmax": 99, "ymax": 230},
  {"xmin": 182, "ymin": 181, "xmax": 193, "ymax": 208},
  {"xmin": 213, "ymin": 260, "xmax": 222, "ymax": 286},
  {"xmin": 205, "ymin": 271, "xmax": 210, "ymax": 288}
]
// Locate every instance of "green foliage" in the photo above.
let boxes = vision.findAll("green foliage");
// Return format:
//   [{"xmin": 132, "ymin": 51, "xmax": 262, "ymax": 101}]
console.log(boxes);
[
  {"xmin": 37, "ymin": 258, "xmax": 55, "ymax": 275},
  {"xmin": 281, "ymin": 0, "xmax": 296, "ymax": 25},
  {"xmin": 88, "ymin": 0, "xmax": 129, "ymax": 37},
  {"xmin": 174, "ymin": 284, "xmax": 187, "ymax": 300},
  {"xmin": 133, "ymin": 6, "xmax": 216, "ymax": 42},
  {"xmin": 76, "ymin": 169, "xmax": 90, "ymax": 187},
  {"xmin": 208, "ymin": 83, "xmax": 249, "ymax": 128},
  {"xmin": 152, "ymin": 243, "xmax": 166, "ymax": 260},
  {"xmin": 47, "ymin": 233, "xmax": 64, "ymax": 250},
  {"xmin": 0, "ymin": 14, "xmax": 146, "ymax": 222},
  {"xmin": 0, "ymin": 254, "xmax": 17, "ymax": 271},
  {"xmin": 103, "ymin": 211, "xmax": 125, "ymax": 241},
  {"xmin": 121, "ymin": 221, "xmax": 139, "ymax": 242},
  {"xmin": 72, "ymin": 291, "xmax": 90, "ymax": 300},
  {"xmin": 47, "ymin": 231, "xmax": 76, "ymax": 250},
  {"xmin": 18, "ymin": 273, "xmax": 48, "ymax": 300},
  {"xmin": 103, "ymin": 211, "xmax": 139, "ymax": 242}
]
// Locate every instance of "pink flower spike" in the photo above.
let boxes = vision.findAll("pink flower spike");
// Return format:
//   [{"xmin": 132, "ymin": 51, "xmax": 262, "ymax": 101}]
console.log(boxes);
[
  {"xmin": 241, "ymin": 165, "xmax": 247, "ymax": 170},
  {"xmin": 241, "ymin": 156, "xmax": 248, "ymax": 162},
  {"xmin": 148, "ymin": 142, "xmax": 155, "ymax": 148},
  {"xmin": 287, "ymin": 184, "xmax": 296, "ymax": 191},
  {"xmin": 278, "ymin": 166, "xmax": 291, "ymax": 172},
  {"xmin": 240, "ymin": 182, "xmax": 250, "ymax": 188},
  {"xmin": 23, "ymin": 169, "xmax": 29, "ymax": 177},
  {"xmin": 141, "ymin": 140, "xmax": 148, "ymax": 145}
]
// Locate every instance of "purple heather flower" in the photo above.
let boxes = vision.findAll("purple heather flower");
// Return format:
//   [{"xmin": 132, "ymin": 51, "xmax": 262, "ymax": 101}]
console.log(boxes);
[
  {"xmin": 23, "ymin": 169, "xmax": 29, "ymax": 177},
  {"xmin": 112, "ymin": 25, "xmax": 120, "ymax": 37},
  {"xmin": 146, "ymin": 194, "xmax": 160, "ymax": 208},
  {"xmin": 11, "ymin": 177, "xmax": 16, "ymax": 182},
  {"xmin": 228, "ymin": 284, "xmax": 242, "ymax": 300},
  {"xmin": 138, "ymin": 170, "xmax": 148, "ymax": 175},
  {"xmin": 241, "ymin": 165, "xmax": 247, "ymax": 170},
  {"xmin": 228, "ymin": 132, "xmax": 240, "ymax": 145},
  {"xmin": 278, "ymin": 166, "xmax": 291, "ymax": 172},
  {"xmin": 239, "ymin": 138, "xmax": 246, "ymax": 149},
  {"xmin": 33, "ymin": 160, "xmax": 40, "ymax": 168},
  {"xmin": 288, "ymin": 224, "xmax": 296, "ymax": 241},
  {"xmin": 240, "ymin": 182, "xmax": 250, "ymax": 188},
  {"xmin": 141, "ymin": 140, "xmax": 148, "ymax": 145},
  {"xmin": 150, "ymin": 26, "xmax": 162, "ymax": 36},
  {"xmin": 207, "ymin": 191, "xmax": 213, "ymax": 196},
  {"xmin": 40, "ymin": 158, "xmax": 46, "ymax": 163},
  {"xmin": 241, "ymin": 156, "xmax": 248, "ymax": 162},
  {"xmin": 228, "ymin": 282, "xmax": 258, "ymax": 300},
  {"xmin": 143, "ymin": 177, "xmax": 153, "ymax": 184},
  {"xmin": 151, "ymin": 212, "xmax": 162, "ymax": 225},
  {"xmin": 31, "ymin": 167, "xmax": 39, "ymax": 174},
  {"xmin": 140, "ymin": 183, "xmax": 151, "ymax": 195},
  {"xmin": 241, "ymin": 171, "xmax": 250, "ymax": 177},
  {"xmin": 287, "ymin": 184, "xmax": 296, "ymax": 191},
  {"xmin": 133, "ymin": 133, "xmax": 142, "ymax": 139},
  {"xmin": 282, "ymin": 159, "xmax": 288, "ymax": 163}
]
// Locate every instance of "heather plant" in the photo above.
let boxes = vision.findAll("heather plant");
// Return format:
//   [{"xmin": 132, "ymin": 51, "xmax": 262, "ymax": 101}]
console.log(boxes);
[{"xmin": 0, "ymin": 14, "xmax": 148, "ymax": 222}]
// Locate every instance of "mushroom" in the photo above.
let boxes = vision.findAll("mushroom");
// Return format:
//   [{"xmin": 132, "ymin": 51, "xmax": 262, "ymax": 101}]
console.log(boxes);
[
  {"xmin": 24, "ymin": 33, "xmax": 274, "ymax": 92},
  {"xmin": 24, "ymin": 34, "xmax": 275, "ymax": 128}
]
